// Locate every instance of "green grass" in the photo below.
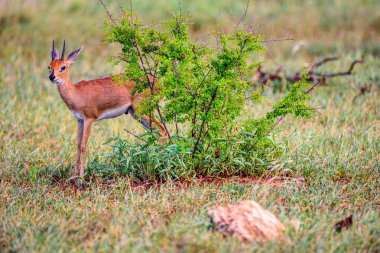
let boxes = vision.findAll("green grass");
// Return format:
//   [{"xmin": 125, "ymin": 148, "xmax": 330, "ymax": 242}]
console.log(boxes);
[{"xmin": 0, "ymin": 0, "xmax": 379, "ymax": 252}]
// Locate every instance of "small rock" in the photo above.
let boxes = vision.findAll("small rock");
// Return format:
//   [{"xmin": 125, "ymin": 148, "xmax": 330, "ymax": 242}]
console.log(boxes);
[{"xmin": 208, "ymin": 200, "xmax": 287, "ymax": 242}]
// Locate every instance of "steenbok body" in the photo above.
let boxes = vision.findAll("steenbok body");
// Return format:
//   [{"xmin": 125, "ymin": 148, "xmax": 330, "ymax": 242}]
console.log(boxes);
[{"xmin": 48, "ymin": 41, "xmax": 166, "ymax": 178}]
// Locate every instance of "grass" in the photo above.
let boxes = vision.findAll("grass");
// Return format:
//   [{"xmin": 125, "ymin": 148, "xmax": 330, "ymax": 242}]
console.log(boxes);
[{"xmin": 0, "ymin": 0, "xmax": 379, "ymax": 252}]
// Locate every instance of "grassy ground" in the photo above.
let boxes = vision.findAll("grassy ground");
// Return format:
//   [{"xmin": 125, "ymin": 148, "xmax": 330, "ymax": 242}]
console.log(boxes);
[{"xmin": 0, "ymin": 0, "xmax": 379, "ymax": 252}]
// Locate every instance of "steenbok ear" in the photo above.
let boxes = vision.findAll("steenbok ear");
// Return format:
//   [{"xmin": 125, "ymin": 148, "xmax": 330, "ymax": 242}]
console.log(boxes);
[{"xmin": 67, "ymin": 46, "xmax": 83, "ymax": 64}]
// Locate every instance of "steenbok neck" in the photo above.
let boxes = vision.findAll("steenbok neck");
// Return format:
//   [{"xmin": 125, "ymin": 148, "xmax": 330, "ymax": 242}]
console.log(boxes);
[{"xmin": 56, "ymin": 73, "xmax": 76, "ymax": 104}]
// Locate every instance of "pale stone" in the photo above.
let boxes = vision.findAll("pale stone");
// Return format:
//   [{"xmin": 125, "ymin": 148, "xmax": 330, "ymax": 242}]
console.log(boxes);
[{"xmin": 208, "ymin": 200, "xmax": 287, "ymax": 242}]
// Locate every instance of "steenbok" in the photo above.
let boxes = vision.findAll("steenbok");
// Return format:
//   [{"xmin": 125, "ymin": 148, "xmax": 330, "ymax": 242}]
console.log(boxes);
[{"xmin": 48, "ymin": 40, "xmax": 166, "ymax": 178}]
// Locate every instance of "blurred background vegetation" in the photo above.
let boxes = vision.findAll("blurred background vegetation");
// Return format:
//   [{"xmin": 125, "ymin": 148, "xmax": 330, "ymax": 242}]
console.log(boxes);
[{"xmin": 1, "ymin": 0, "xmax": 379, "ymax": 61}]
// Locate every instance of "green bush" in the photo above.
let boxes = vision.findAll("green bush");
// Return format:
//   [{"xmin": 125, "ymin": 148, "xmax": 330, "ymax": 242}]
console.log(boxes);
[{"xmin": 102, "ymin": 11, "xmax": 315, "ymax": 181}]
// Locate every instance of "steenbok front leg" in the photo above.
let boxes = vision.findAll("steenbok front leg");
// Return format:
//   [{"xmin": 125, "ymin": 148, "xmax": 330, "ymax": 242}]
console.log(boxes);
[
  {"xmin": 79, "ymin": 119, "xmax": 94, "ymax": 176},
  {"xmin": 72, "ymin": 120, "xmax": 84, "ymax": 177}
]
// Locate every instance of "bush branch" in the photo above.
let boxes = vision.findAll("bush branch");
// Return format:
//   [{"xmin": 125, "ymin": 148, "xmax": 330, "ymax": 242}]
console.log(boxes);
[
  {"xmin": 193, "ymin": 87, "xmax": 218, "ymax": 155},
  {"xmin": 99, "ymin": 0, "xmax": 117, "ymax": 26}
]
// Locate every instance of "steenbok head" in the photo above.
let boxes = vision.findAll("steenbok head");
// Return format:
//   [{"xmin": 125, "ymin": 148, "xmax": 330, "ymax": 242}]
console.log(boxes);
[{"xmin": 48, "ymin": 40, "xmax": 82, "ymax": 85}]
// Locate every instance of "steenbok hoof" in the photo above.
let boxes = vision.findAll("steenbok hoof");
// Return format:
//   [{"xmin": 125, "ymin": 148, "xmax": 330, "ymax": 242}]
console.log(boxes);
[{"xmin": 68, "ymin": 173, "xmax": 79, "ymax": 181}]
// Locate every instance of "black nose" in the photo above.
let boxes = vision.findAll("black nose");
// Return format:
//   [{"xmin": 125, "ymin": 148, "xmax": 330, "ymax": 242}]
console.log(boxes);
[{"xmin": 49, "ymin": 71, "xmax": 55, "ymax": 81}]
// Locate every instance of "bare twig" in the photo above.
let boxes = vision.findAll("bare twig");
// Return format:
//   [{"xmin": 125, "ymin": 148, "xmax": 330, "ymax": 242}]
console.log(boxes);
[
  {"xmin": 131, "ymin": 41, "xmax": 172, "ymax": 141},
  {"xmin": 171, "ymin": 60, "xmax": 181, "ymax": 140},
  {"xmin": 263, "ymin": 38, "xmax": 294, "ymax": 43},
  {"xmin": 124, "ymin": 129, "xmax": 149, "ymax": 144},
  {"xmin": 238, "ymin": 0, "xmax": 250, "ymax": 26},
  {"xmin": 193, "ymin": 87, "xmax": 218, "ymax": 155},
  {"xmin": 178, "ymin": 0, "xmax": 182, "ymax": 17},
  {"xmin": 308, "ymin": 56, "xmax": 339, "ymax": 75},
  {"xmin": 191, "ymin": 102, "xmax": 198, "ymax": 138},
  {"xmin": 117, "ymin": 0, "xmax": 127, "ymax": 17},
  {"xmin": 321, "ymin": 57, "xmax": 365, "ymax": 78},
  {"xmin": 155, "ymin": 104, "xmax": 172, "ymax": 140},
  {"xmin": 305, "ymin": 76, "xmax": 324, "ymax": 95},
  {"xmin": 99, "ymin": 0, "xmax": 117, "ymax": 26},
  {"xmin": 129, "ymin": 0, "xmax": 133, "ymax": 15},
  {"xmin": 245, "ymin": 0, "xmax": 258, "ymax": 33},
  {"xmin": 272, "ymin": 115, "xmax": 285, "ymax": 129}
]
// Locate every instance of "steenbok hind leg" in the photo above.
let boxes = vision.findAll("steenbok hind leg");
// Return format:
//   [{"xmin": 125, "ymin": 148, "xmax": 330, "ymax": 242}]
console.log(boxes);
[
  {"xmin": 127, "ymin": 107, "xmax": 166, "ymax": 137},
  {"xmin": 141, "ymin": 115, "xmax": 166, "ymax": 137}
]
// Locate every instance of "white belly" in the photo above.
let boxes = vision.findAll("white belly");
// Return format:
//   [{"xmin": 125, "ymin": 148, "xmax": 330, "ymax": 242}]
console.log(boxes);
[{"xmin": 96, "ymin": 105, "xmax": 129, "ymax": 121}]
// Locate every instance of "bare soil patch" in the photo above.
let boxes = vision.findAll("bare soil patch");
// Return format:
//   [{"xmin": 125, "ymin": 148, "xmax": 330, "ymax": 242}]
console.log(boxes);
[{"xmin": 49, "ymin": 174, "xmax": 307, "ymax": 193}]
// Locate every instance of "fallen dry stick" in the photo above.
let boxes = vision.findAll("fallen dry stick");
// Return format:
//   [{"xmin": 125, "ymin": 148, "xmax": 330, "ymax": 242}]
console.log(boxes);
[{"xmin": 255, "ymin": 56, "xmax": 365, "ymax": 86}]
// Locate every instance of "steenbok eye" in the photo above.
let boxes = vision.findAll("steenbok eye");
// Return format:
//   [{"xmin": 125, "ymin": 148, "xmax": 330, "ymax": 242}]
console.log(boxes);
[
  {"xmin": 60, "ymin": 65, "xmax": 66, "ymax": 72},
  {"xmin": 48, "ymin": 66, "xmax": 51, "ymax": 70}
]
